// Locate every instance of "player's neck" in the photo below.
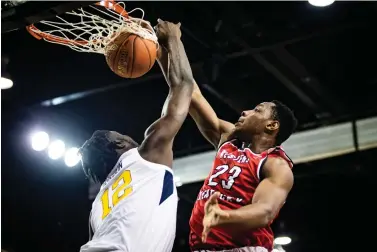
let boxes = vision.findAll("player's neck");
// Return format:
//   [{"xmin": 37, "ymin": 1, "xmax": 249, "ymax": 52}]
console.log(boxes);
[
  {"xmin": 115, "ymin": 142, "xmax": 138, "ymax": 157},
  {"xmin": 244, "ymin": 134, "xmax": 275, "ymax": 154},
  {"xmin": 115, "ymin": 146, "xmax": 132, "ymax": 157}
]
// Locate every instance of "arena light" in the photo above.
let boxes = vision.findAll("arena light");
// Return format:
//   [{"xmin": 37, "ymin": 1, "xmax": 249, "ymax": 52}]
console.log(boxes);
[
  {"xmin": 31, "ymin": 131, "xmax": 50, "ymax": 151},
  {"xmin": 308, "ymin": 0, "xmax": 335, "ymax": 7},
  {"xmin": 48, "ymin": 140, "xmax": 66, "ymax": 160},
  {"xmin": 1, "ymin": 77, "xmax": 13, "ymax": 89},
  {"xmin": 274, "ymin": 236, "xmax": 292, "ymax": 245},
  {"xmin": 64, "ymin": 147, "xmax": 81, "ymax": 167}
]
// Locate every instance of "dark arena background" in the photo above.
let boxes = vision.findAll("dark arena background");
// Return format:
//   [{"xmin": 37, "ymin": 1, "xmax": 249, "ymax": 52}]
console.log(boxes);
[{"xmin": 2, "ymin": 1, "xmax": 377, "ymax": 252}]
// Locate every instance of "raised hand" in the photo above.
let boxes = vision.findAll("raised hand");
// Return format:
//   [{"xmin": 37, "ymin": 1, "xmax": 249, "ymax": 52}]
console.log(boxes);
[{"xmin": 154, "ymin": 19, "xmax": 182, "ymax": 43}]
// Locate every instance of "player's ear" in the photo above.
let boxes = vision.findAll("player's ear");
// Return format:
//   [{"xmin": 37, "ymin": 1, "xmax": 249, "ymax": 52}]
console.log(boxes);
[
  {"xmin": 266, "ymin": 120, "xmax": 279, "ymax": 132},
  {"xmin": 115, "ymin": 140, "xmax": 126, "ymax": 148}
]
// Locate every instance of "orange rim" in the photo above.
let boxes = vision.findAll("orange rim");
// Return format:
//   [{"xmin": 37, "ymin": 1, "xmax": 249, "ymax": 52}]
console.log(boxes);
[{"xmin": 26, "ymin": 0, "xmax": 129, "ymax": 45}]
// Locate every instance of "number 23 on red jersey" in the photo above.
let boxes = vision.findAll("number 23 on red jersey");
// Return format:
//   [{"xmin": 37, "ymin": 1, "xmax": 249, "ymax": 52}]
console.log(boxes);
[{"xmin": 208, "ymin": 164, "xmax": 242, "ymax": 190}]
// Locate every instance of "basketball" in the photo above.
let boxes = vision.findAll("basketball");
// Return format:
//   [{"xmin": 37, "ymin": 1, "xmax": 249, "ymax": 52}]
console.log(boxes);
[{"xmin": 105, "ymin": 31, "xmax": 157, "ymax": 78}]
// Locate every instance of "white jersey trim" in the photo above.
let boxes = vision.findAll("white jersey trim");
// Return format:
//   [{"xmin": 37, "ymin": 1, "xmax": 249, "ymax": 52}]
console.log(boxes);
[
  {"xmin": 256, "ymin": 156, "xmax": 267, "ymax": 181},
  {"xmin": 133, "ymin": 147, "xmax": 174, "ymax": 175},
  {"xmin": 101, "ymin": 148, "xmax": 173, "ymax": 190}
]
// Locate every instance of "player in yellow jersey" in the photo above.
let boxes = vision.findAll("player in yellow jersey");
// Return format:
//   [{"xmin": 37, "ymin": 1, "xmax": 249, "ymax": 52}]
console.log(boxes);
[{"xmin": 79, "ymin": 19, "xmax": 194, "ymax": 252}]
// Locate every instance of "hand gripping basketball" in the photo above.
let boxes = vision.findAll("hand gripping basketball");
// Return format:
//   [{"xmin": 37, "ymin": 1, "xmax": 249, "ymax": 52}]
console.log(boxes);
[{"xmin": 154, "ymin": 19, "xmax": 182, "ymax": 42}]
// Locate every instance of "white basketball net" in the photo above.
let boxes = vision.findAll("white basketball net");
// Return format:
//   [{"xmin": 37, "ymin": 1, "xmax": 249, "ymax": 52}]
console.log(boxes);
[{"xmin": 28, "ymin": 2, "xmax": 158, "ymax": 54}]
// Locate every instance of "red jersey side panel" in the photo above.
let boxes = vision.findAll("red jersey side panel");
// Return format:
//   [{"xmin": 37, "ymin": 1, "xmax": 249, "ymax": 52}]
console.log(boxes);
[{"xmin": 189, "ymin": 140, "xmax": 293, "ymax": 251}]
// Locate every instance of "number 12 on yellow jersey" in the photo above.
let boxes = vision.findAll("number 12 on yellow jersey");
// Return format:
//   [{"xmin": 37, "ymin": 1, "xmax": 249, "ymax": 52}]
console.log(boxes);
[{"xmin": 101, "ymin": 170, "xmax": 133, "ymax": 219}]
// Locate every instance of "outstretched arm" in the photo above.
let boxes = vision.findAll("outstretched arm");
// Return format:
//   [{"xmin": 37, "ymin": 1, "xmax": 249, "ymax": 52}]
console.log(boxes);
[
  {"xmin": 139, "ymin": 20, "xmax": 194, "ymax": 168},
  {"xmin": 190, "ymin": 82, "xmax": 234, "ymax": 148},
  {"xmin": 222, "ymin": 157, "xmax": 294, "ymax": 229},
  {"xmin": 159, "ymin": 50, "xmax": 234, "ymax": 149},
  {"xmin": 202, "ymin": 157, "xmax": 293, "ymax": 241}
]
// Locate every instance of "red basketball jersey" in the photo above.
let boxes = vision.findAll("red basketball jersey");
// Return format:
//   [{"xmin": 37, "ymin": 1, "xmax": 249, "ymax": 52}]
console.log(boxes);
[{"xmin": 189, "ymin": 140, "xmax": 293, "ymax": 251}]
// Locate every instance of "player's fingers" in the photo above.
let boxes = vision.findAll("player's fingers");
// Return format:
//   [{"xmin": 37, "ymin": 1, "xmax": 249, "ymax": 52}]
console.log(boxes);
[
  {"xmin": 214, "ymin": 208, "xmax": 229, "ymax": 218},
  {"xmin": 177, "ymin": 22, "xmax": 181, "ymax": 27},
  {"xmin": 157, "ymin": 18, "xmax": 163, "ymax": 23},
  {"xmin": 201, "ymin": 233, "xmax": 206, "ymax": 243},
  {"xmin": 202, "ymin": 225, "xmax": 210, "ymax": 243},
  {"xmin": 204, "ymin": 201, "xmax": 211, "ymax": 213},
  {"xmin": 204, "ymin": 199, "xmax": 214, "ymax": 213},
  {"xmin": 208, "ymin": 192, "xmax": 220, "ymax": 204},
  {"xmin": 153, "ymin": 23, "xmax": 160, "ymax": 31},
  {"xmin": 205, "ymin": 204, "xmax": 217, "ymax": 216}
]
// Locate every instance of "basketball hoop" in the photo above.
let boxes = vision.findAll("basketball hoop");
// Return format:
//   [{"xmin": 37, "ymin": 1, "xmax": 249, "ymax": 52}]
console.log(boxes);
[{"xmin": 26, "ymin": 0, "xmax": 158, "ymax": 54}]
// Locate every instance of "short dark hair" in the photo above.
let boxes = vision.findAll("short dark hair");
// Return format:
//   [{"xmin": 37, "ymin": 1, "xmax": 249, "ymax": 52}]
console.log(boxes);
[
  {"xmin": 79, "ymin": 130, "xmax": 118, "ymax": 183},
  {"xmin": 271, "ymin": 100, "xmax": 298, "ymax": 145}
]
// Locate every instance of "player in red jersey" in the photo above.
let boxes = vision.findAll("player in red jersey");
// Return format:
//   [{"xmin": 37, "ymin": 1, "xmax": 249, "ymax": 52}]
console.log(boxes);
[{"xmin": 188, "ymin": 82, "xmax": 298, "ymax": 252}]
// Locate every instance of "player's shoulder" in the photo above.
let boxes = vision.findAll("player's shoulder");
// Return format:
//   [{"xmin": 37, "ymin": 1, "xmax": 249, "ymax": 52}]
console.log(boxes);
[
  {"xmin": 263, "ymin": 146, "xmax": 293, "ymax": 168},
  {"xmin": 262, "ymin": 150, "xmax": 294, "ymax": 181},
  {"xmin": 262, "ymin": 156, "xmax": 294, "ymax": 189},
  {"xmin": 264, "ymin": 155, "xmax": 291, "ymax": 170}
]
